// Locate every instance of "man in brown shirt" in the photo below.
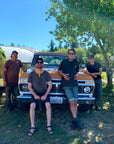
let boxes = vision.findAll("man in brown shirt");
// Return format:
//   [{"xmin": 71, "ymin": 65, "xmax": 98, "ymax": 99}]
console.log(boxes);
[{"xmin": 3, "ymin": 50, "xmax": 27, "ymax": 112}]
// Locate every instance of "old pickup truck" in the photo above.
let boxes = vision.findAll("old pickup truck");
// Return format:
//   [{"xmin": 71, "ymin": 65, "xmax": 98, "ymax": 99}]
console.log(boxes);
[{"xmin": 17, "ymin": 52, "xmax": 95, "ymax": 104}]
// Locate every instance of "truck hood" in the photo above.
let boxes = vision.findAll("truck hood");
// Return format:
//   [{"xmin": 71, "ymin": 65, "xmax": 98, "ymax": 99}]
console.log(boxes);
[{"xmin": 20, "ymin": 68, "xmax": 93, "ymax": 81}]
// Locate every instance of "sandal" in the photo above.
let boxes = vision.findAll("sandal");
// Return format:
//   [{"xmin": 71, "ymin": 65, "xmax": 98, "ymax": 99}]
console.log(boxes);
[
  {"xmin": 28, "ymin": 127, "xmax": 36, "ymax": 136},
  {"xmin": 47, "ymin": 126, "xmax": 53, "ymax": 135}
]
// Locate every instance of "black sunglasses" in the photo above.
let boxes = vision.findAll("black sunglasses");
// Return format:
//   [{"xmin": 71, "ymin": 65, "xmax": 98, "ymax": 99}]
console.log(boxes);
[
  {"xmin": 68, "ymin": 53, "xmax": 74, "ymax": 55},
  {"xmin": 36, "ymin": 61, "xmax": 43, "ymax": 64}
]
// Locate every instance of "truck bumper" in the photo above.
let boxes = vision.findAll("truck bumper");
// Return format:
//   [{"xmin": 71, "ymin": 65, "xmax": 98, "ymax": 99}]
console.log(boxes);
[{"xmin": 17, "ymin": 95, "xmax": 95, "ymax": 104}]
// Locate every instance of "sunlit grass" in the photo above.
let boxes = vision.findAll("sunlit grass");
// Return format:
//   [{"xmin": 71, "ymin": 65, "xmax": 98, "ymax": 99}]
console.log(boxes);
[
  {"xmin": 71, "ymin": 138, "xmax": 80, "ymax": 144},
  {"xmin": 98, "ymin": 122, "xmax": 104, "ymax": 128},
  {"xmin": 102, "ymin": 102, "xmax": 110, "ymax": 110}
]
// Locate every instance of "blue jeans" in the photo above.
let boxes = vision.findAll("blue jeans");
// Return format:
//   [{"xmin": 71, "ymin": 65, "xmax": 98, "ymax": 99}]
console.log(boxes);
[
  {"xmin": 94, "ymin": 79, "xmax": 102, "ymax": 107},
  {"xmin": 5, "ymin": 83, "xmax": 19, "ymax": 110},
  {"xmin": 64, "ymin": 86, "xmax": 78, "ymax": 102}
]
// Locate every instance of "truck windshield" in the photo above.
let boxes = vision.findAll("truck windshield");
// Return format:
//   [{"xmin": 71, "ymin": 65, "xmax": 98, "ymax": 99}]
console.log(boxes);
[{"xmin": 31, "ymin": 54, "xmax": 68, "ymax": 67}]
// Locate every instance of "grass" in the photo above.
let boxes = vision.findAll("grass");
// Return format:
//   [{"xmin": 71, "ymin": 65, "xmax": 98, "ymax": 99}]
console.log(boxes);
[{"xmin": 0, "ymin": 84, "xmax": 114, "ymax": 144}]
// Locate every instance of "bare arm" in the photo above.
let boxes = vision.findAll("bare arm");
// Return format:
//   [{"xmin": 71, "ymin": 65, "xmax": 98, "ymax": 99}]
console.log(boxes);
[
  {"xmin": 58, "ymin": 70, "xmax": 70, "ymax": 80},
  {"xmin": 28, "ymin": 83, "xmax": 40, "ymax": 100},
  {"xmin": 84, "ymin": 68, "xmax": 102, "ymax": 78},
  {"xmin": 74, "ymin": 73, "xmax": 78, "ymax": 80},
  {"xmin": 21, "ymin": 66, "xmax": 27, "ymax": 72},
  {"xmin": 84, "ymin": 68, "xmax": 91, "ymax": 75}
]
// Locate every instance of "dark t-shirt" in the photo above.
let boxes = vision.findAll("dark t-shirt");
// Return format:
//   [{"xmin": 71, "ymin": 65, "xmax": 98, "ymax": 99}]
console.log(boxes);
[
  {"xmin": 4, "ymin": 59, "xmax": 24, "ymax": 83},
  {"xmin": 58, "ymin": 59, "xmax": 79, "ymax": 87},
  {"xmin": 28, "ymin": 70, "xmax": 51, "ymax": 95},
  {"xmin": 86, "ymin": 62, "xmax": 101, "ymax": 80}
]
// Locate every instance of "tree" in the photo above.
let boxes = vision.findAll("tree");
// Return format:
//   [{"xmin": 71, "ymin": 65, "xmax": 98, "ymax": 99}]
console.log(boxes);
[
  {"xmin": 75, "ymin": 47, "xmax": 87, "ymax": 64},
  {"xmin": 86, "ymin": 44, "xmax": 101, "ymax": 57},
  {"xmin": 48, "ymin": 39, "xmax": 57, "ymax": 52},
  {"xmin": 11, "ymin": 43, "xmax": 15, "ymax": 46},
  {"xmin": 0, "ymin": 48, "xmax": 7, "ymax": 78},
  {"xmin": 47, "ymin": 0, "xmax": 114, "ymax": 85},
  {"xmin": 70, "ymin": 41, "xmax": 78, "ymax": 49},
  {"xmin": 58, "ymin": 42, "xmax": 62, "ymax": 49},
  {"xmin": 64, "ymin": 43, "xmax": 68, "ymax": 49}
]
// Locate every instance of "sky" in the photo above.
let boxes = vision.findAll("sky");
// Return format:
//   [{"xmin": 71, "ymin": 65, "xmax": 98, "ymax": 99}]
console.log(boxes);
[{"xmin": 0, "ymin": 0, "xmax": 57, "ymax": 51}]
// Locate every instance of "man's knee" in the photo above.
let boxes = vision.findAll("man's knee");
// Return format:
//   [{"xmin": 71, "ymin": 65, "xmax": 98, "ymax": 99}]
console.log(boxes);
[
  {"xmin": 70, "ymin": 100, "xmax": 77, "ymax": 105},
  {"xmin": 45, "ymin": 102, "xmax": 51, "ymax": 109},
  {"xmin": 30, "ymin": 103, "xmax": 36, "ymax": 110}
]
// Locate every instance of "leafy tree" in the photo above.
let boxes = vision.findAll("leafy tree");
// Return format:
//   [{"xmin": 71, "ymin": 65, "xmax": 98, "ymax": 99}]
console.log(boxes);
[
  {"xmin": 58, "ymin": 42, "xmax": 62, "ymax": 49},
  {"xmin": 11, "ymin": 43, "xmax": 14, "ymax": 46},
  {"xmin": 94, "ymin": 54, "xmax": 106, "ymax": 71},
  {"xmin": 64, "ymin": 43, "xmax": 68, "ymax": 49},
  {"xmin": 48, "ymin": 39, "xmax": 57, "ymax": 52},
  {"xmin": 86, "ymin": 44, "xmax": 101, "ymax": 57},
  {"xmin": 75, "ymin": 47, "xmax": 87, "ymax": 64},
  {"xmin": 70, "ymin": 41, "xmax": 78, "ymax": 49},
  {"xmin": 47, "ymin": 0, "xmax": 114, "ymax": 85},
  {"xmin": 55, "ymin": 47, "xmax": 68, "ymax": 53},
  {"xmin": 0, "ymin": 48, "xmax": 7, "ymax": 78}
]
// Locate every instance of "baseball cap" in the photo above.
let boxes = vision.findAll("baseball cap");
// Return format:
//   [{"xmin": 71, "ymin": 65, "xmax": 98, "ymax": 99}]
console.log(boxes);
[
  {"xmin": 11, "ymin": 50, "xmax": 18, "ymax": 55},
  {"xmin": 88, "ymin": 55, "xmax": 94, "ymax": 59},
  {"xmin": 36, "ymin": 58, "xmax": 43, "ymax": 63}
]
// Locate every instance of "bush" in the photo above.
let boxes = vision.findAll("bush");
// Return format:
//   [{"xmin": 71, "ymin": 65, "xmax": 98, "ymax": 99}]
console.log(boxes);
[
  {"xmin": 101, "ymin": 72, "xmax": 107, "ymax": 80},
  {"xmin": 0, "ymin": 48, "xmax": 7, "ymax": 78}
]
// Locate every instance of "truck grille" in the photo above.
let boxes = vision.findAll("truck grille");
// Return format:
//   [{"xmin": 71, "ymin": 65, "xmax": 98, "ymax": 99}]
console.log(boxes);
[{"xmin": 19, "ymin": 79, "xmax": 94, "ymax": 98}]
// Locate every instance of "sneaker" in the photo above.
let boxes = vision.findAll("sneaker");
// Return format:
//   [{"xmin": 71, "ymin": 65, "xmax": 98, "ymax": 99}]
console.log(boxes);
[
  {"xmin": 95, "ymin": 107, "xmax": 101, "ymax": 111},
  {"xmin": 70, "ymin": 121, "xmax": 76, "ymax": 130},
  {"xmin": 75, "ymin": 119, "xmax": 83, "ymax": 130}
]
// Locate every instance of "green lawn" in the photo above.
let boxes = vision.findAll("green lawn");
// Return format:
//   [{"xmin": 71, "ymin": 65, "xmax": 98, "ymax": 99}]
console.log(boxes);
[{"xmin": 0, "ymin": 85, "xmax": 114, "ymax": 144}]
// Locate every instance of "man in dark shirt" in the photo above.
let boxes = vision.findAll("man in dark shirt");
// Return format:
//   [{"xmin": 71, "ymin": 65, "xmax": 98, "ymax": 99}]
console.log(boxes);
[
  {"xmin": 28, "ymin": 58, "xmax": 53, "ymax": 136},
  {"xmin": 58, "ymin": 49, "xmax": 83, "ymax": 130},
  {"xmin": 84, "ymin": 55, "xmax": 102, "ymax": 111},
  {"xmin": 3, "ymin": 50, "xmax": 26, "ymax": 112}
]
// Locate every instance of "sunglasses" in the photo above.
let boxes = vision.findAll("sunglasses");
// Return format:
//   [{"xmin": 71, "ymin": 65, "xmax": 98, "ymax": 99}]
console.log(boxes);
[
  {"xmin": 68, "ymin": 53, "xmax": 75, "ymax": 55},
  {"xmin": 36, "ymin": 61, "xmax": 43, "ymax": 64}
]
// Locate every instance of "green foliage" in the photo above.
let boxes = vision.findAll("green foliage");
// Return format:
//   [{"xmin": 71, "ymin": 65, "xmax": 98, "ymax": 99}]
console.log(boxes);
[
  {"xmin": 47, "ymin": 0, "xmax": 114, "ymax": 84},
  {"xmin": 0, "ymin": 48, "xmax": 7, "ymax": 78},
  {"xmin": 55, "ymin": 48, "xmax": 68, "ymax": 53},
  {"xmin": 101, "ymin": 72, "xmax": 107, "ymax": 80},
  {"xmin": 48, "ymin": 39, "xmax": 57, "ymax": 52},
  {"xmin": 95, "ymin": 54, "xmax": 106, "ymax": 70},
  {"xmin": 75, "ymin": 47, "xmax": 87, "ymax": 64},
  {"xmin": 86, "ymin": 45, "xmax": 101, "ymax": 56},
  {"xmin": 0, "ymin": 48, "xmax": 6, "ymax": 58}
]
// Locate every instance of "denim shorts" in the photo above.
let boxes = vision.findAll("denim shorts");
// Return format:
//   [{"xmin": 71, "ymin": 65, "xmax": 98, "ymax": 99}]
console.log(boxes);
[{"xmin": 64, "ymin": 86, "xmax": 78, "ymax": 102}]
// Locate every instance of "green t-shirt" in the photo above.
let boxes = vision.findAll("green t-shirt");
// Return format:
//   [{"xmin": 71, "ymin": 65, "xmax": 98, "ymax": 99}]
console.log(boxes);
[{"xmin": 58, "ymin": 59, "xmax": 79, "ymax": 87}]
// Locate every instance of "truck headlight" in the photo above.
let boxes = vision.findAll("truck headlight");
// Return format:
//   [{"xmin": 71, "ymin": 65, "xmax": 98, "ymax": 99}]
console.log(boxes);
[
  {"xmin": 20, "ymin": 84, "xmax": 29, "ymax": 92},
  {"xmin": 84, "ymin": 87, "xmax": 91, "ymax": 93}
]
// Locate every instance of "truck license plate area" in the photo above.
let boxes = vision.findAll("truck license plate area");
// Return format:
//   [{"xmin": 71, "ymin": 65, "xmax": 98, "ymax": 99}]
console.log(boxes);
[{"xmin": 50, "ymin": 97, "xmax": 63, "ymax": 104}]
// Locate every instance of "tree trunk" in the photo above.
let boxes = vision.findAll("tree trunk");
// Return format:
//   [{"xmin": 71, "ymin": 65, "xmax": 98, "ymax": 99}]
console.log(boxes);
[
  {"xmin": 100, "ymin": 50, "xmax": 112, "ymax": 85},
  {"xmin": 94, "ymin": 34, "xmax": 112, "ymax": 85},
  {"xmin": 104, "ymin": 56, "xmax": 113, "ymax": 85}
]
